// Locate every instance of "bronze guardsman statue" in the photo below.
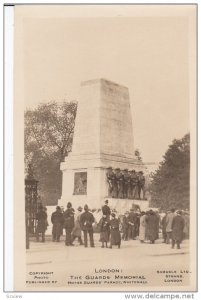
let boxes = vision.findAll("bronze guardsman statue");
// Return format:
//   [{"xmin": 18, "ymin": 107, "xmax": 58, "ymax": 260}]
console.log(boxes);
[
  {"xmin": 115, "ymin": 168, "xmax": 121, "ymax": 198},
  {"xmin": 127, "ymin": 170, "xmax": 133, "ymax": 199},
  {"xmin": 130, "ymin": 169, "xmax": 138, "ymax": 199},
  {"xmin": 106, "ymin": 167, "xmax": 113, "ymax": 197},
  {"xmin": 111, "ymin": 168, "xmax": 117, "ymax": 198},
  {"xmin": 118, "ymin": 170, "xmax": 124, "ymax": 199},
  {"xmin": 137, "ymin": 171, "xmax": 145, "ymax": 199},
  {"xmin": 123, "ymin": 169, "xmax": 130, "ymax": 199}
]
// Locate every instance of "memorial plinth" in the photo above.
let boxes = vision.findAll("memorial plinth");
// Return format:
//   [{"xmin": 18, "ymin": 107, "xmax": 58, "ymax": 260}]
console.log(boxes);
[{"xmin": 59, "ymin": 79, "xmax": 148, "ymax": 211}]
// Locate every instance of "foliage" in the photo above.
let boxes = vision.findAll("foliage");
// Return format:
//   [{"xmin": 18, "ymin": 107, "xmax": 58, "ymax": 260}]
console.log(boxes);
[
  {"xmin": 150, "ymin": 133, "xmax": 190, "ymax": 210},
  {"xmin": 25, "ymin": 101, "xmax": 77, "ymax": 205}
]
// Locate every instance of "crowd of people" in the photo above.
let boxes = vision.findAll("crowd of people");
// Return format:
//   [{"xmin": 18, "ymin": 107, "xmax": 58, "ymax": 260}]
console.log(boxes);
[{"xmin": 35, "ymin": 200, "xmax": 189, "ymax": 250}]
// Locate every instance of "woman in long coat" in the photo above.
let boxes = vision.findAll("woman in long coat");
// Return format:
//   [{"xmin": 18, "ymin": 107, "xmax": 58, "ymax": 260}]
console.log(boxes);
[
  {"xmin": 109, "ymin": 213, "xmax": 121, "ymax": 248},
  {"xmin": 146, "ymin": 210, "xmax": 158, "ymax": 244},
  {"xmin": 98, "ymin": 214, "xmax": 110, "ymax": 248},
  {"xmin": 139, "ymin": 212, "xmax": 146, "ymax": 243},
  {"xmin": 171, "ymin": 211, "xmax": 185, "ymax": 249}
]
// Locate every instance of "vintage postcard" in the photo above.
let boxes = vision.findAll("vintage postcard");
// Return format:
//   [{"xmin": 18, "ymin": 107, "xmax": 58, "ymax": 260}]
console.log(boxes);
[{"xmin": 10, "ymin": 4, "xmax": 197, "ymax": 292}]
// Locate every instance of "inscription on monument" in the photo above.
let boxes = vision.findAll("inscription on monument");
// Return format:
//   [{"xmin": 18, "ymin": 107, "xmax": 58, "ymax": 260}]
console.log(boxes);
[{"xmin": 73, "ymin": 172, "xmax": 87, "ymax": 195}]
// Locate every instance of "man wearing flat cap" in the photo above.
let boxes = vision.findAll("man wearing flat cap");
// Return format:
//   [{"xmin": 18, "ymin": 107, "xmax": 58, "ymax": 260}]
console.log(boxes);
[{"xmin": 51, "ymin": 206, "xmax": 64, "ymax": 242}]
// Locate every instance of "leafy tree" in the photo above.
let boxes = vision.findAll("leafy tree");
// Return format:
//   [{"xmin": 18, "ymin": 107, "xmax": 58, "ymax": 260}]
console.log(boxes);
[
  {"xmin": 25, "ymin": 101, "xmax": 77, "ymax": 205},
  {"xmin": 150, "ymin": 133, "xmax": 190, "ymax": 210}
]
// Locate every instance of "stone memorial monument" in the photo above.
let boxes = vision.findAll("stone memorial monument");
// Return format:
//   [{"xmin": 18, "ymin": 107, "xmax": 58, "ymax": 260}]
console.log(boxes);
[{"xmin": 59, "ymin": 79, "xmax": 148, "ymax": 212}]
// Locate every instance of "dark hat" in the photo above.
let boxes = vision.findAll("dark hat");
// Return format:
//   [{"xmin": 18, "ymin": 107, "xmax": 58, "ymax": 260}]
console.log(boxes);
[
  {"xmin": 111, "ymin": 213, "xmax": 116, "ymax": 218},
  {"xmin": 84, "ymin": 204, "xmax": 89, "ymax": 211},
  {"xmin": 115, "ymin": 167, "xmax": 120, "ymax": 170},
  {"xmin": 67, "ymin": 202, "xmax": 72, "ymax": 208},
  {"xmin": 124, "ymin": 168, "xmax": 128, "ymax": 171},
  {"xmin": 105, "ymin": 199, "xmax": 109, "ymax": 204},
  {"xmin": 132, "ymin": 169, "xmax": 136, "ymax": 172},
  {"xmin": 139, "ymin": 171, "xmax": 143, "ymax": 174},
  {"xmin": 77, "ymin": 206, "xmax": 83, "ymax": 211},
  {"xmin": 56, "ymin": 206, "xmax": 61, "ymax": 210},
  {"xmin": 107, "ymin": 166, "xmax": 112, "ymax": 169}
]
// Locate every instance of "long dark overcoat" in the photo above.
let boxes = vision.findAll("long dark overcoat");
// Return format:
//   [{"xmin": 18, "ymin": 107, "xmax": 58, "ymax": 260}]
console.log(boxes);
[
  {"xmin": 80, "ymin": 211, "xmax": 95, "ymax": 231},
  {"xmin": 110, "ymin": 218, "xmax": 121, "ymax": 245},
  {"xmin": 146, "ymin": 213, "xmax": 158, "ymax": 241},
  {"xmin": 51, "ymin": 211, "xmax": 64, "ymax": 236},
  {"xmin": 63, "ymin": 208, "xmax": 74, "ymax": 230},
  {"xmin": 36, "ymin": 211, "xmax": 48, "ymax": 233},
  {"xmin": 172, "ymin": 215, "xmax": 185, "ymax": 242},
  {"xmin": 98, "ymin": 217, "xmax": 110, "ymax": 242}
]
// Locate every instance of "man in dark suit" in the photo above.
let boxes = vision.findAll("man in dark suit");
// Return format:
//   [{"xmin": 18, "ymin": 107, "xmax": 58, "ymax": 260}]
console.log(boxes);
[
  {"xmin": 63, "ymin": 202, "xmax": 75, "ymax": 246},
  {"xmin": 102, "ymin": 200, "xmax": 111, "ymax": 219},
  {"xmin": 80, "ymin": 204, "xmax": 95, "ymax": 248},
  {"xmin": 171, "ymin": 211, "xmax": 185, "ymax": 249},
  {"xmin": 51, "ymin": 206, "xmax": 64, "ymax": 242}
]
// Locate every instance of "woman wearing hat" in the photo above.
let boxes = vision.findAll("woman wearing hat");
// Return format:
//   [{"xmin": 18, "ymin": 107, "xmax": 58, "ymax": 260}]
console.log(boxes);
[
  {"xmin": 98, "ymin": 214, "xmax": 110, "ymax": 248},
  {"xmin": 109, "ymin": 213, "xmax": 121, "ymax": 249}
]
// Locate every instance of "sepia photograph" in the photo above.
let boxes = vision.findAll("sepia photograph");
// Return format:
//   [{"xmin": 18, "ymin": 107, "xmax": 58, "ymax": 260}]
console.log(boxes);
[{"xmin": 9, "ymin": 3, "xmax": 197, "ymax": 292}]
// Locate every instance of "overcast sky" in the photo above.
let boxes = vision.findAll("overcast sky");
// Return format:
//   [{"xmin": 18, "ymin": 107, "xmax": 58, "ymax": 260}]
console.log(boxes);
[{"xmin": 18, "ymin": 5, "xmax": 195, "ymax": 163}]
